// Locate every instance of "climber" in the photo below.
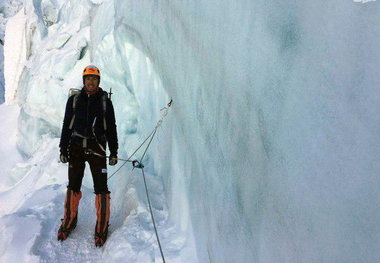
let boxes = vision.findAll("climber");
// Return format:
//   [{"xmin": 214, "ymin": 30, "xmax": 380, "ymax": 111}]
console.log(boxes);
[{"xmin": 57, "ymin": 65, "xmax": 118, "ymax": 247}]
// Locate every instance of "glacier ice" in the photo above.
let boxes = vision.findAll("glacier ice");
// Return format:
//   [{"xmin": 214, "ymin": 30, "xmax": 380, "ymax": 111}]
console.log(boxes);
[
  {"xmin": 0, "ymin": 0, "xmax": 23, "ymax": 103},
  {"xmin": 1, "ymin": 0, "xmax": 380, "ymax": 262}
]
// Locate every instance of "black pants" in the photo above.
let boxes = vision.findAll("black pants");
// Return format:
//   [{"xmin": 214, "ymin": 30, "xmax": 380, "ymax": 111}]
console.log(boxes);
[{"xmin": 68, "ymin": 140, "xmax": 109, "ymax": 194}]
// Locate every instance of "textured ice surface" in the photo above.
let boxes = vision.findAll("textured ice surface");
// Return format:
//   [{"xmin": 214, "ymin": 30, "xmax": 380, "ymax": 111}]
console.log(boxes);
[
  {"xmin": 4, "ymin": 7, "xmax": 27, "ymax": 104},
  {"xmin": 0, "ymin": 104, "xmax": 23, "ymax": 191},
  {"xmin": 1, "ymin": 0, "xmax": 380, "ymax": 262},
  {"xmin": 0, "ymin": 0, "xmax": 23, "ymax": 104}
]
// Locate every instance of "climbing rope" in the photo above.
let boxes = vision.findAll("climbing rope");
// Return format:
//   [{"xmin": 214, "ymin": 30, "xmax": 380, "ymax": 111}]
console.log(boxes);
[
  {"xmin": 89, "ymin": 99, "xmax": 172, "ymax": 263},
  {"xmin": 85, "ymin": 99, "xmax": 172, "ymax": 179},
  {"xmin": 119, "ymin": 99, "xmax": 172, "ymax": 263},
  {"xmin": 141, "ymin": 166, "xmax": 166, "ymax": 263},
  {"xmin": 106, "ymin": 127, "xmax": 156, "ymax": 180}
]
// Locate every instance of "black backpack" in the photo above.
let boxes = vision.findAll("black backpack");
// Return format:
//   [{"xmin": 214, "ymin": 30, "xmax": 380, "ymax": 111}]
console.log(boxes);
[{"xmin": 67, "ymin": 88, "xmax": 108, "ymax": 131}]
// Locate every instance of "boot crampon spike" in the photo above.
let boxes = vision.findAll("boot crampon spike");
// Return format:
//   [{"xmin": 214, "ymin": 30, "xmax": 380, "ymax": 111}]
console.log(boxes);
[
  {"xmin": 57, "ymin": 216, "xmax": 77, "ymax": 241},
  {"xmin": 94, "ymin": 224, "xmax": 109, "ymax": 247}
]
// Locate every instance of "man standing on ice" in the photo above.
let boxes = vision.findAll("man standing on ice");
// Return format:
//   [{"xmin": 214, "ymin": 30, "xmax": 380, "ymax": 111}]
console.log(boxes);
[{"xmin": 57, "ymin": 65, "xmax": 118, "ymax": 247}]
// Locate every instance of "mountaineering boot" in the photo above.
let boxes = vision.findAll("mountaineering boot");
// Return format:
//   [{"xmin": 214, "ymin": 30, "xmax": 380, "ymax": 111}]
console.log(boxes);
[
  {"xmin": 57, "ymin": 189, "xmax": 82, "ymax": 241},
  {"xmin": 94, "ymin": 192, "xmax": 110, "ymax": 247}
]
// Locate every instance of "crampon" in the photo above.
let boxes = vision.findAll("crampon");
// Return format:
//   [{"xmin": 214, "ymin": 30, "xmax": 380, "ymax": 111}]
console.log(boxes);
[
  {"xmin": 94, "ymin": 226, "xmax": 108, "ymax": 247},
  {"xmin": 57, "ymin": 216, "xmax": 77, "ymax": 241}
]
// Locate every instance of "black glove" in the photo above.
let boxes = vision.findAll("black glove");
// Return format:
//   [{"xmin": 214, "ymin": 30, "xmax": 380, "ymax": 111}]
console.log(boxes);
[
  {"xmin": 60, "ymin": 148, "xmax": 69, "ymax": 163},
  {"xmin": 109, "ymin": 154, "xmax": 118, "ymax": 166}
]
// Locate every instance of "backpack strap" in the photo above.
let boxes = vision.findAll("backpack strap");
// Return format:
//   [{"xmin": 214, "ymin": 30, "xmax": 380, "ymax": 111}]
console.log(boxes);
[
  {"xmin": 102, "ymin": 92, "xmax": 108, "ymax": 131},
  {"xmin": 69, "ymin": 94, "xmax": 80, "ymax": 130}
]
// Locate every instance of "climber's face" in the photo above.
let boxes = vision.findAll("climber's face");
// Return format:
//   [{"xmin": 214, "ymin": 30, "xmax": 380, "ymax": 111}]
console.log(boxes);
[{"xmin": 84, "ymin": 75, "xmax": 100, "ymax": 92}]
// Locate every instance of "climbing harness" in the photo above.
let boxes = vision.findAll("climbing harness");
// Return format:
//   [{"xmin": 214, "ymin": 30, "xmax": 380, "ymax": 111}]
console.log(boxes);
[{"xmin": 85, "ymin": 99, "xmax": 172, "ymax": 263}]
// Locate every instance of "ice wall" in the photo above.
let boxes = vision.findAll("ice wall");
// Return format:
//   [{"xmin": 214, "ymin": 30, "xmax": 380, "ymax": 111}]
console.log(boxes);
[
  {"xmin": 0, "ymin": 44, "xmax": 3, "ymax": 103},
  {"xmin": 8, "ymin": 0, "xmax": 380, "ymax": 262},
  {"xmin": 0, "ymin": 0, "xmax": 23, "ymax": 103},
  {"xmin": 109, "ymin": 1, "xmax": 380, "ymax": 262}
]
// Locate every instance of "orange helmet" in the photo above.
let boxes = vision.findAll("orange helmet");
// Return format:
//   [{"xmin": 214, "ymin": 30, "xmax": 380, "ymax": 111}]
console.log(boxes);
[{"xmin": 83, "ymin": 65, "xmax": 100, "ymax": 77}]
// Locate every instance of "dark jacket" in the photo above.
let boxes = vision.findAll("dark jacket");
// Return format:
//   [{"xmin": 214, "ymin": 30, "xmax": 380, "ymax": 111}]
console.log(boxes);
[{"xmin": 59, "ymin": 87, "xmax": 118, "ymax": 155}]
